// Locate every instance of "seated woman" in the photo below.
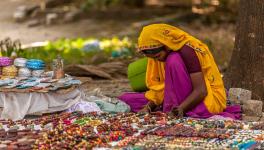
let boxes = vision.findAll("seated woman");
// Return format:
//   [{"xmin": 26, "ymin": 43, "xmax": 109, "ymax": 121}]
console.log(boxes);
[{"xmin": 119, "ymin": 24, "xmax": 241, "ymax": 119}]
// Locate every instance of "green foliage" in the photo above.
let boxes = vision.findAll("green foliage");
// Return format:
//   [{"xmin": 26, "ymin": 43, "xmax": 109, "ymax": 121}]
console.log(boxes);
[
  {"xmin": 0, "ymin": 38, "xmax": 22, "ymax": 57},
  {"xmin": 20, "ymin": 37, "xmax": 135, "ymax": 66}
]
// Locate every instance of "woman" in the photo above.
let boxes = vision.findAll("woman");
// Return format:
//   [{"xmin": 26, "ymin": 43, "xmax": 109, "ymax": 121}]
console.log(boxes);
[{"xmin": 119, "ymin": 24, "xmax": 241, "ymax": 119}]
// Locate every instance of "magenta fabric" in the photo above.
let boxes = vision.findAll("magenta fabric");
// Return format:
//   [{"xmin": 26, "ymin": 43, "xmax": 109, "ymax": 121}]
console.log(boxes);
[
  {"xmin": 179, "ymin": 45, "xmax": 202, "ymax": 73},
  {"xmin": 118, "ymin": 93, "xmax": 147, "ymax": 112},
  {"xmin": 118, "ymin": 52, "xmax": 241, "ymax": 119}
]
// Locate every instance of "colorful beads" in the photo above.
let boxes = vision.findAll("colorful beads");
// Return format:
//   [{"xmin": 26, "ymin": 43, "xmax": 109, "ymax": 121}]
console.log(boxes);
[
  {"xmin": 18, "ymin": 67, "xmax": 31, "ymax": 77},
  {"xmin": 14, "ymin": 58, "xmax": 27, "ymax": 67},
  {"xmin": 32, "ymin": 70, "xmax": 44, "ymax": 77},
  {"xmin": 0, "ymin": 112, "xmax": 264, "ymax": 149},
  {"xmin": 26, "ymin": 59, "xmax": 45, "ymax": 70},
  {"xmin": 0, "ymin": 57, "xmax": 13, "ymax": 67},
  {"xmin": 0, "ymin": 57, "xmax": 46, "ymax": 79},
  {"xmin": 2, "ymin": 65, "xmax": 18, "ymax": 78}
]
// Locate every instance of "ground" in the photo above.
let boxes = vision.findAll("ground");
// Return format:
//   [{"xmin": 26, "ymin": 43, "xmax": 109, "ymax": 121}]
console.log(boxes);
[
  {"xmin": 0, "ymin": 0, "xmax": 237, "ymax": 96},
  {"xmin": 0, "ymin": 0, "xmax": 235, "ymax": 69},
  {"xmin": 78, "ymin": 77, "xmax": 132, "ymax": 98},
  {"xmin": 1, "ymin": 0, "xmax": 181, "ymax": 44},
  {"xmin": 1, "ymin": 0, "xmax": 262, "ymax": 122},
  {"xmin": 0, "ymin": 2, "xmax": 264, "ymax": 148}
]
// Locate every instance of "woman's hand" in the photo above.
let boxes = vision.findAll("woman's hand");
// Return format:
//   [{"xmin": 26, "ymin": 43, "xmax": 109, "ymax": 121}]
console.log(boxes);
[
  {"xmin": 138, "ymin": 101, "xmax": 157, "ymax": 113},
  {"xmin": 138, "ymin": 105, "xmax": 151, "ymax": 113},
  {"xmin": 169, "ymin": 106, "xmax": 184, "ymax": 118}
]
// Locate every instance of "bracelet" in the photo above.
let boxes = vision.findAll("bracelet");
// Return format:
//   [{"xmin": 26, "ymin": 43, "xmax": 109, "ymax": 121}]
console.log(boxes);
[{"xmin": 146, "ymin": 104, "xmax": 152, "ymax": 112}]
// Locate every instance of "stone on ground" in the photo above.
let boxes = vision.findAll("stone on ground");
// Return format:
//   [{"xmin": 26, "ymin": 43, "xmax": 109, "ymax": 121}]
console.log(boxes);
[
  {"xmin": 228, "ymin": 88, "xmax": 252, "ymax": 104},
  {"xmin": 13, "ymin": 6, "xmax": 28, "ymax": 22},
  {"xmin": 63, "ymin": 10, "xmax": 82, "ymax": 23},
  {"xmin": 242, "ymin": 100, "xmax": 263, "ymax": 117},
  {"xmin": 242, "ymin": 114, "xmax": 260, "ymax": 122},
  {"xmin": 46, "ymin": 13, "xmax": 58, "ymax": 25}
]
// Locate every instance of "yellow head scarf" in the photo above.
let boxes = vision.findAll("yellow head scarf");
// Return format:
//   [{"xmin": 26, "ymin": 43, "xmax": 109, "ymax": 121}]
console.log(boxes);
[
  {"xmin": 137, "ymin": 24, "xmax": 226, "ymax": 114},
  {"xmin": 138, "ymin": 24, "xmax": 189, "ymax": 51}
]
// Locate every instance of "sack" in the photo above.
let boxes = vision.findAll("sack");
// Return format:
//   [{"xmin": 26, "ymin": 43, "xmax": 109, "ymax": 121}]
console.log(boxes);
[{"xmin": 127, "ymin": 57, "xmax": 148, "ymax": 92}]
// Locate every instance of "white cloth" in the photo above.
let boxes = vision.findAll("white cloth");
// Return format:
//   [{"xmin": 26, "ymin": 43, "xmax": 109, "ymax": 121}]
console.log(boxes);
[
  {"xmin": 0, "ymin": 88, "xmax": 84, "ymax": 120},
  {"xmin": 208, "ymin": 115, "xmax": 233, "ymax": 120},
  {"xmin": 66, "ymin": 101, "xmax": 101, "ymax": 113}
]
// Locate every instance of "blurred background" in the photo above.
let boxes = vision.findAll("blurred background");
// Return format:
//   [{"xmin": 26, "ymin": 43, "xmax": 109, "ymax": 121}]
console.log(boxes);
[{"xmin": 0, "ymin": 0, "xmax": 239, "ymax": 72}]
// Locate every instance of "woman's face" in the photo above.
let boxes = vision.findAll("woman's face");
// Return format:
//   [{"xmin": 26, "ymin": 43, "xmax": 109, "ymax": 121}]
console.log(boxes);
[{"xmin": 144, "ymin": 47, "xmax": 170, "ymax": 62}]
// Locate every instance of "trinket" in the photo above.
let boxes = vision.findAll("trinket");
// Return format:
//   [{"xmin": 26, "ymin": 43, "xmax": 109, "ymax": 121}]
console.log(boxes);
[
  {"xmin": 18, "ymin": 67, "xmax": 31, "ymax": 77},
  {"xmin": 0, "ymin": 57, "xmax": 13, "ymax": 67},
  {"xmin": 14, "ymin": 58, "xmax": 27, "ymax": 67},
  {"xmin": 52, "ymin": 55, "xmax": 64, "ymax": 79}
]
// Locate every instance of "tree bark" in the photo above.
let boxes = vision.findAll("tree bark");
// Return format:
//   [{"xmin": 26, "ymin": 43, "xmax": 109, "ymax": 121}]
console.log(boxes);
[{"xmin": 224, "ymin": 0, "xmax": 264, "ymax": 102}]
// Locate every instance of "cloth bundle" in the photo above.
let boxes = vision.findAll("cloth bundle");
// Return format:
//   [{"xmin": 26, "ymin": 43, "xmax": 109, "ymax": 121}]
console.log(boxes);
[
  {"xmin": 26, "ymin": 59, "xmax": 45, "ymax": 70},
  {"xmin": 67, "ymin": 101, "xmax": 102, "ymax": 113},
  {"xmin": 83, "ymin": 88, "xmax": 131, "ymax": 113}
]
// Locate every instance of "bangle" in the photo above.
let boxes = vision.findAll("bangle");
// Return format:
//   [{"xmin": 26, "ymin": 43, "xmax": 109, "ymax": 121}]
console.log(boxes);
[
  {"xmin": 146, "ymin": 104, "xmax": 152, "ymax": 112},
  {"xmin": 143, "ymin": 104, "xmax": 152, "ymax": 112}
]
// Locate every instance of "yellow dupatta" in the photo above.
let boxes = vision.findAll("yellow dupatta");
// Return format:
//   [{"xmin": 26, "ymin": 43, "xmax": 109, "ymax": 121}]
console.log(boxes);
[{"xmin": 138, "ymin": 24, "xmax": 226, "ymax": 114}]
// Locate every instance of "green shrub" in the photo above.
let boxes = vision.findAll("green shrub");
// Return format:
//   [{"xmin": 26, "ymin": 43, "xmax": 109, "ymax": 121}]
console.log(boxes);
[{"xmin": 20, "ymin": 37, "xmax": 135, "ymax": 66}]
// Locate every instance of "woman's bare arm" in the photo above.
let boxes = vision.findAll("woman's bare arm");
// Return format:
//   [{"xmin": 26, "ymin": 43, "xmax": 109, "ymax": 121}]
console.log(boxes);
[{"xmin": 178, "ymin": 72, "xmax": 207, "ymax": 113}]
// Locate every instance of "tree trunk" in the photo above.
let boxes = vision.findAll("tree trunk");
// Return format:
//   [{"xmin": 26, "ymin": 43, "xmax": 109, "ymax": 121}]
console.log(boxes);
[{"xmin": 224, "ymin": 0, "xmax": 264, "ymax": 102}]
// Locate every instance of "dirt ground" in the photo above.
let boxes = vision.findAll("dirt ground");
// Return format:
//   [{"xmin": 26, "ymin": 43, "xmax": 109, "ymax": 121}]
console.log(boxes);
[
  {"xmin": 0, "ymin": 0, "xmax": 235, "ymax": 44},
  {"xmin": 0, "ymin": 0, "xmax": 179, "ymax": 44},
  {"xmin": 77, "ymin": 77, "xmax": 132, "ymax": 98},
  {"xmin": 0, "ymin": 0, "xmax": 123, "ymax": 44},
  {"xmin": 2, "ymin": 1, "xmax": 264, "ymax": 123}
]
